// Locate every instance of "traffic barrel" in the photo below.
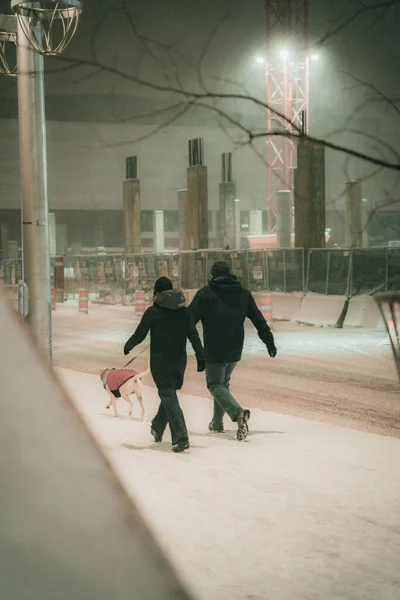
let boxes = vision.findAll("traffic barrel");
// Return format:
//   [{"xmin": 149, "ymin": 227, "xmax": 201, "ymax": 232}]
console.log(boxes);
[{"xmin": 78, "ymin": 288, "xmax": 89, "ymax": 314}]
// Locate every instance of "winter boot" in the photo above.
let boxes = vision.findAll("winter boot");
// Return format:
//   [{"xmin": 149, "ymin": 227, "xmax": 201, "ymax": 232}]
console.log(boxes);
[
  {"xmin": 151, "ymin": 426, "xmax": 162, "ymax": 443},
  {"xmin": 172, "ymin": 438, "xmax": 190, "ymax": 453},
  {"xmin": 208, "ymin": 421, "xmax": 225, "ymax": 433},
  {"xmin": 236, "ymin": 409, "xmax": 250, "ymax": 441}
]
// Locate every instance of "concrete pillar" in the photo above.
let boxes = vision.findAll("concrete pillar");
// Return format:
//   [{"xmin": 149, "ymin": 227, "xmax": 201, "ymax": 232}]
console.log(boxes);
[
  {"xmin": 178, "ymin": 189, "xmax": 191, "ymax": 251},
  {"xmin": 153, "ymin": 210, "xmax": 165, "ymax": 253},
  {"xmin": 276, "ymin": 190, "xmax": 292, "ymax": 248},
  {"xmin": 48, "ymin": 213, "xmax": 56, "ymax": 257},
  {"xmin": 235, "ymin": 200, "xmax": 241, "ymax": 249},
  {"xmin": 219, "ymin": 183, "xmax": 236, "ymax": 249},
  {"xmin": 362, "ymin": 198, "xmax": 369, "ymax": 248},
  {"xmin": 55, "ymin": 224, "xmax": 68, "ymax": 256},
  {"xmin": 249, "ymin": 210, "xmax": 263, "ymax": 236},
  {"xmin": 187, "ymin": 138, "xmax": 208, "ymax": 250},
  {"xmin": 294, "ymin": 140, "xmax": 326, "ymax": 249},
  {"xmin": 123, "ymin": 156, "xmax": 141, "ymax": 255},
  {"xmin": 345, "ymin": 180, "xmax": 362, "ymax": 248},
  {"xmin": 1, "ymin": 222, "xmax": 8, "ymax": 260},
  {"xmin": 219, "ymin": 152, "xmax": 236, "ymax": 249}
]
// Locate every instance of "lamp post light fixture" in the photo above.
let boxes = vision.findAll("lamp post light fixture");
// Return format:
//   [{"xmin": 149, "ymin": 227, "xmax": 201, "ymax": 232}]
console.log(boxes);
[
  {"xmin": 0, "ymin": 15, "xmax": 18, "ymax": 75},
  {"xmin": 0, "ymin": 1, "xmax": 83, "ymax": 356}
]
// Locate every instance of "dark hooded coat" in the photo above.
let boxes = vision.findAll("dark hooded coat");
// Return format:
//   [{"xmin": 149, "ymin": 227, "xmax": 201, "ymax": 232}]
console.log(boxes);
[
  {"xmin": 189, "ymin": 275, "xmax": 273, "ymax": 363},
  {"xmin": 124, "ymin": 289, "xmax": 204, "ymax": 390}
]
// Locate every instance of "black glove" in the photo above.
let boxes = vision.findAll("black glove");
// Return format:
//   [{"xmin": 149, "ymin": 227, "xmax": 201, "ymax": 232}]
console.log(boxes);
[
  {"xmin": 197, "ymin": 357, "xmax": 206, "ymax": 372},
  {"xmin": 266, "ymin": 333, "xmax": 277, "ymax": 358},
  {"xmin": 123, "ymin": 343, "xmax": 130, "ymax": 356}
]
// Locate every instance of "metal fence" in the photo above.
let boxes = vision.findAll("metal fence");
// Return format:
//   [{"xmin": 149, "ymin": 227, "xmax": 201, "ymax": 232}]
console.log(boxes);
[{"xmin": 1, "ymin": 248, "xmax": 399, "ymax": 299}]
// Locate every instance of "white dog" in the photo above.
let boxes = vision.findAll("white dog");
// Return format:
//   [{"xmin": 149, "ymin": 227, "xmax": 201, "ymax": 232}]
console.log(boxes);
[{"xmin": 99, "ymin": 366, "xmax": 150, "ymax": 421}]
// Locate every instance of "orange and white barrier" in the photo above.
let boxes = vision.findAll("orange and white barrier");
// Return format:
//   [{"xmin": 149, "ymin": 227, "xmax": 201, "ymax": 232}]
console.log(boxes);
[
  {"xmin": 78, "ymin": 289, "xmax": 89, "ymax": 314},
  {"xmin": 256, "ymin": 292, "xmax": 273, "ymax": 327},
  {"xmin": 135, "ymin": 290, "xmax": 146, "ymax": 317},
  {"xmin": 51, "ymin": 287, "xmax": 56, "ymax": 311}
]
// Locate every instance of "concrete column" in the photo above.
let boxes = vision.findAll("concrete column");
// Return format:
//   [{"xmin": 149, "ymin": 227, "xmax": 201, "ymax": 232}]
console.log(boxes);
[
  {"xmin": 1, "ymin": 222, "xmax": 8, "ymax": 260},
  {"xmin": 276, "ymin": 190, "xmax": 292, "ymax": 248},
  {"xmin": 235, "ymin": 200, "xmax": 241, "ymax": 249},
  {"xmin": 345, "ymin": 180, "xmax": 362, "ymax": 248},
  {"xmin": 294, "ymin": 140, "xmax": 326, "ymax": 249},
  {"xmin": 153, "ymin": 210, "xmax": 165, "ymax": 253},
  {"xmin": 362, "ymin": 198, "xmax": 369, "ymax": 248},
  {"xmin": 219, "ymin": 152, "xmax": 236, "ymax": 249},
  {"xmin": 123, "ymin": 156, "xmax": 141, "ymax": 254},
  {"xmin": 49, "ymin": 213, "xmax": 56, "ymax": 257},
  {"xmin": 219, "ymin": 182, "xmax": 236, "ymax": 249},
  {"xmin": 187, "ymin": 138, "xmax": 208, "ymax": 250},
  {"xmin": 249, "ymin": 210, "xmax": 263, "ymax": 236},
  {"xmin": 56, "ymin": 224, "xmax": 68, "ymax": 256},
  {"xmin": 178, "ymin": 189, "xmax": 191, "ymax": 251}
]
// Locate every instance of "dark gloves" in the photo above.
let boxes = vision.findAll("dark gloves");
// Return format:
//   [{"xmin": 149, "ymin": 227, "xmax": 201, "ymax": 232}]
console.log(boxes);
[
  {"xmin": 197, "ymin": 357, "xmax": 206, "ymax": 372},
  {"xmin": 265, "ymin": 332, "xmax": 277, "ymax": 358}
]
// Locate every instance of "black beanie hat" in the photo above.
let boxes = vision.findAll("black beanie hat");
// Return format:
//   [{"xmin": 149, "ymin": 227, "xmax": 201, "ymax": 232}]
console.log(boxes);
[
  {"xmin": 154, "ymin": 277, "xmax": 173, "ymax": 295},
  {"xmin": 210, "ymin": 260, "xmax": 232, "ymax": 278}
]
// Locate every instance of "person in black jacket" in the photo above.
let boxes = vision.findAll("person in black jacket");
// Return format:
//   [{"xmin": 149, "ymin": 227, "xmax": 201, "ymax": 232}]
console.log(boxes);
[
  {"xmin": 124, "ymin": 277, "xmax": 205, "ymax": 453},
  {"xmin": 189, "ymin": 260, "xmax": 277, "ymax": 441}
]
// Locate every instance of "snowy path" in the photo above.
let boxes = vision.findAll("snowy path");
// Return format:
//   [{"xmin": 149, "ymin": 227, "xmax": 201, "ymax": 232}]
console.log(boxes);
[{"xmin": 59, "ymin": 367, "xmax": 400, "ymax": 600}]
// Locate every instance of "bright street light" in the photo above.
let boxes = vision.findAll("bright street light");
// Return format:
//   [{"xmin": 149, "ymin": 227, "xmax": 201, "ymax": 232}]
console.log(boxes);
[{"xmin": 279, "ymin": 47, "xmax": 289, "ymax": 60}]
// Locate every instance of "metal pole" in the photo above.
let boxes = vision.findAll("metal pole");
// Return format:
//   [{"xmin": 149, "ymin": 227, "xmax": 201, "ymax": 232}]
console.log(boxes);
[{"xmin": 17, "ymin": 17, "xmax": 51, "ymax": 354}]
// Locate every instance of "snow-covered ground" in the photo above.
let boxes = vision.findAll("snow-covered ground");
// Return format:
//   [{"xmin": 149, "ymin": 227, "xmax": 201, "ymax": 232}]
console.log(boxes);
[
  {"xmin": 59, "ymin": 367, "xmax": 400, "ymax": 600},
  {"xmin": 53, "ymin": 303, "xmax": 400, "ymax": 437}
]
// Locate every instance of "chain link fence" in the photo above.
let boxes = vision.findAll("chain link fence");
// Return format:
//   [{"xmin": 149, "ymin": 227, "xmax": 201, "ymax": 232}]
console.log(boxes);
[{"xmin": 1, "ymin": 249, "xmax": 399, "ymax": 301}]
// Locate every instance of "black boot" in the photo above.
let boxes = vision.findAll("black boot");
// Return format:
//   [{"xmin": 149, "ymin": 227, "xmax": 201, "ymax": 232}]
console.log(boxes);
[
  {"xmin": 236, "ymin": 409, "xmax": 250, "ymax": 441},
  {"xmin": 151, "ymin": 426, "xmax": 162, "ymax": 443},
  {"xmin": 208, "ymin": 421, "xmax": 225, "ymax": 433},
  {"xmin": 172, "ymin": 438, "xmax": 190, "ymax": 453}
]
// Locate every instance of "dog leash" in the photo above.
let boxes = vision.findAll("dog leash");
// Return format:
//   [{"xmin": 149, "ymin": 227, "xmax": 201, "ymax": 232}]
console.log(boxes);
[{"xmin": 122, "ymin": 345, "xmax": 149, "ymax": 369}]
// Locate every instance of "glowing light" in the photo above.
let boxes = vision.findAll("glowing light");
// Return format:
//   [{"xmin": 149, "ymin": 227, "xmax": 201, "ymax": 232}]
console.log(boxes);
[
  {"xmin": 310, "ymin": 53, "xmax": 320, "ymax": 61},
  {"xmin": 255, "ymin": 55, "xmax": 265, "ymax": 65},
  {"xmin": 279, "ymin": 48, "xmax": 289, "ymax": 60}
]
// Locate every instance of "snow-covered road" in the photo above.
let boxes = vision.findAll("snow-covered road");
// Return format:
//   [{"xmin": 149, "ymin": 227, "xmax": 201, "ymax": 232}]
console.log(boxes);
[{"xmin": 59, "ymin": 367, "xmax": 400, "ymax": 600}]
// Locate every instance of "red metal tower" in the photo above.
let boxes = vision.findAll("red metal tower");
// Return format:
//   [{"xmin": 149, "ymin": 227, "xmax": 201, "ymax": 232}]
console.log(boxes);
[{"xmin": 265, "ymin": 0, "xmax": 310, "ymax": 232}]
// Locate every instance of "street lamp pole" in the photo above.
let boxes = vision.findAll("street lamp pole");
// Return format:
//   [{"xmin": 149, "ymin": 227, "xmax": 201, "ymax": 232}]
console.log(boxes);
[
  {"xmin": 0, "ymin": 0, "xmax": 84, "ymax": 356},
  {"xmin": 16, "ymin": 16, "xmax": 52, "ymax": 354}
]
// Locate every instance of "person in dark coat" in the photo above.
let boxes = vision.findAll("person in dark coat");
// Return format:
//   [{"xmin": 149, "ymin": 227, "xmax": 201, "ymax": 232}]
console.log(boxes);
[
  {"xmin": 189, "ymin": 260, "xmax": 277, "ymax": 441},
  {"xmin": 124, "ymin": 277, "xmax": 205, "ymax": 453}
]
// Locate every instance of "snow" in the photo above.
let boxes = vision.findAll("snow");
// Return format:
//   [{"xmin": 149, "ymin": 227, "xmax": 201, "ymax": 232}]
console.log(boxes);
[{"xmin": 58, "ymin": 366, "xmax": 400, "ymax": 600}]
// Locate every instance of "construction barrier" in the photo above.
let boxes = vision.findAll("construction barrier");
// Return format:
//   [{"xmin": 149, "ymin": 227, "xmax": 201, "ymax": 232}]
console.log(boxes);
[
  {"xmin": 293, "ymin": 293, "xmax": 346, "ymax": 327},
  {"xmin": 182, "ymin": 290, "xmax": 189, "ymax": 306},
  {"xmin": 255, "ymin": 292, "xmax": 273, "ymax": 327},
  {"xmin": 78, "ymin": 288, "xmax": 89, "ymax": 314},
  {"xmin": 344, "ymin": 296, "xmax": 383, "ymax": 328},
  {"xmin": 51, "ymin": 287, "xmax": 56, "ymax": 311},
  {"xmin": 135, "ymin": 290, "xmax": 146, "ymax": 317}
]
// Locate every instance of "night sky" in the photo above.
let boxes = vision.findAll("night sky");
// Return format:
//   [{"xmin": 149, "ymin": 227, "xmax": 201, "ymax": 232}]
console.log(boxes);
[{"xmin": 1, "ymin": 0, "xmax": 399, "ymax": 228}]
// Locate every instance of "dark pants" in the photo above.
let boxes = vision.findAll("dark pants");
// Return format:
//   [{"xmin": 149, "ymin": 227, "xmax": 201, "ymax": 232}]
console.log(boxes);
[
  {"xmin": 206, "ymin": 362, "xmax": 241, "ymax": 428},
  {"xmin": 151, "ymin": 388, "xmax": 189, "ymax": 446}
]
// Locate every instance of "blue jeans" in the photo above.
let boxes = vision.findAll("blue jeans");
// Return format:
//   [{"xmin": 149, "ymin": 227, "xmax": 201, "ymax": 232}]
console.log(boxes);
[
  {"xmin": 206, "ymin": 362, "xmax": 241, "ymax": 428},
  {"xmin": 151, "ymin": 389, "xmax": 188, "ymax": 446}
]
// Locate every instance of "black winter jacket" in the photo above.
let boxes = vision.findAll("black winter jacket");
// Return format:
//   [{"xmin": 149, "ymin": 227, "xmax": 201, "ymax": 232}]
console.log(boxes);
[
  {"xmin": 189, "ymin": 275, "xmax": 273, "ymax": 363},
  {"xmin": 124, "ymin": 289, "xmax": 204, "ymax": 390}
]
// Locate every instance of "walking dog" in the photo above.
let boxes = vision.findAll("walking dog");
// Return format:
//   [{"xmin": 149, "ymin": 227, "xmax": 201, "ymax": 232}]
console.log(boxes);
[{"xmin": 99, "ymin": 366, "xmax": 150, "ymax": 421}]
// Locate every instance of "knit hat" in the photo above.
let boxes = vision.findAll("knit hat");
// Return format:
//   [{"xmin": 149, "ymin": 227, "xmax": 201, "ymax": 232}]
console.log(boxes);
[
  {"xmin": 210, "ymin": 260, "xmax": 232, "ymax": 278},
  {"xmin": 154, "ymin": 276, "xmax": 173, "ymax": 295}
]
